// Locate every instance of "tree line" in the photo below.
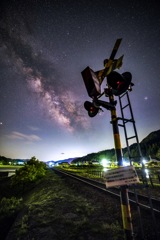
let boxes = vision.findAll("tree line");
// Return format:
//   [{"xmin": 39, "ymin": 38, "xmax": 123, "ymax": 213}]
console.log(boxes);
[{"xmin": 72, "ymin": 129, "xmax": 160, "ymax": 165}]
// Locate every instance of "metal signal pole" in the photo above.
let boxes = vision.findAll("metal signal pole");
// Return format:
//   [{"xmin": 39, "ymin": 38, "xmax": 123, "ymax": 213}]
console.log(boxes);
[
  {"xmin": 108, "ymin": 92, "xmax": 135, "ymax": 240},
  {"xmin": 82, "ymin": 38, "xmax": 135, "ymax": 240}
]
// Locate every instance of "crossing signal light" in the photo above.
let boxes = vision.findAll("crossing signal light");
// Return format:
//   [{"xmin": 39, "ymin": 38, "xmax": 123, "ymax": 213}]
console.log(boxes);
[
  {"xmin": 84, "ymin": 100, "xmax": 117, "ymax": 117},
  {"xmin": 107, "ymin": 71, "xmax": 133, "ymax": 96},
  {"xmin": 84, "ymin": 101, "xmax": 99, "ymax": 117}
]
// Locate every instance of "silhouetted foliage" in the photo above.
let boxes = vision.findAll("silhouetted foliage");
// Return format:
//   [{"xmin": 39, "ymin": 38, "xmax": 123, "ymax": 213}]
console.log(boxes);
[
  {"xmin": 11, "ymin": 157, "xmax": 46, "ymax": 188},
  {"xmin": 0, "ymin": 156, "xmax": 11, "ymax": 165}
]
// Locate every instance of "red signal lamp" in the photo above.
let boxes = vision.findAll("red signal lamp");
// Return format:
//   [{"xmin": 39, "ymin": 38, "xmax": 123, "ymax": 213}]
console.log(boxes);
[
  {"xmin": 107, "ymin": 71, "xmax": 133, "ymax": 96},
  {"xmin": 84, "ymin": 101, "xmax": 100, "ymax": 117},
  {"xmin": 84, "ymin": 99, "xmax": 117, "ymax": 118}
]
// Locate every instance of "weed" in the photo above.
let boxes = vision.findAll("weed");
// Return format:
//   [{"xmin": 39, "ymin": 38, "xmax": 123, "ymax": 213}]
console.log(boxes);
[
  {"xmin": 16, "ymin": 214, "xmax": 29, "ymax": 238},
  {"xmin": 0, "ymin": 197, "xmax": 22, "ymax": 217}
]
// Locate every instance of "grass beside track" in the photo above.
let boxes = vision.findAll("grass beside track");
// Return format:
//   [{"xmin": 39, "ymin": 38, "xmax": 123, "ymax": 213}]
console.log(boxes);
[
  {"xmin": 2, "ymin": 169, "xmax": 123, "ymax": 240},
  {"xmin": 1, "ymin": 168, "xmax": 160, "ymax": 240}
]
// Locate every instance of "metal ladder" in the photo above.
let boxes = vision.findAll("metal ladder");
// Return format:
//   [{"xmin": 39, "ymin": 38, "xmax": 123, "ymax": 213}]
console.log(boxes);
[
  {"xmin": 118, "ymin": 91, "xmax": 159, "ymax": 240},
  {"xmin": 118, "ymin": 91, "xmax": 142, "ymax": 163}
]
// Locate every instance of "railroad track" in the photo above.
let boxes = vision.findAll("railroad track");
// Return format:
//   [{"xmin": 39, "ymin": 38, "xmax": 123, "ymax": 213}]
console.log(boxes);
[
  {"xmin": 53, "ymin": 168, "xmax": 160, "ymax": 216},
  {"xmin": 53, "ymin": 167, "xmax": 160, "ymax": 239}
]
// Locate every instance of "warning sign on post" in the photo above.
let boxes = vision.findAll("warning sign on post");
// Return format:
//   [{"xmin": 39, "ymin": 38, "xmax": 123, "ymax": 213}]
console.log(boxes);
[{"xmin": 104, "ymin": 165, "xmax": 139, "ymax": 188}]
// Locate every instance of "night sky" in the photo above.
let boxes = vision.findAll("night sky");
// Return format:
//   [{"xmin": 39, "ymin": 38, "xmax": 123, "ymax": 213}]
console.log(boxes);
[{"xmin": 0, "ymin": 0, "xmax": 160, "ymax": 162}]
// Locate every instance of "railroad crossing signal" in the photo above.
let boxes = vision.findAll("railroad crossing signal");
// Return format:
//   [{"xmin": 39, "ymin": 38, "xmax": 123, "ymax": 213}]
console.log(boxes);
[
  {"xmin": 84, "ymin": 99, "xmax": 117, "ymax": 117},
  {"xmin": 81, "ymin": 38, "xmax": 124, "ymax": 99},
  {"xmin": 107, "ymin": 71, "xmax": 134, "ymax": 96},
  {"xmin": 96, "ymin": 38, "xmax": 123, "ymax": 84},
  {"xmin": 96, "ymin": 55, "xmax": 124, "ymax": 84},
  {"xmin": 81, "ymin": 66, "xmax": 101, "ymax": 98},
  {"xmin": 81, "ymin": 39, "xmax": 135, "ymax": 240},
  {"xmin": 84, "ymin": 101, "xmax": 99, "ymax": 117}
]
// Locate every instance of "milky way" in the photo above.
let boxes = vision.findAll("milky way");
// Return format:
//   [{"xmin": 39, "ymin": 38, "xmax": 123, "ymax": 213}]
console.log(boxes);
[{"xmin": 0, "ymin": 2, "xmax": 89, "ymax": 134}]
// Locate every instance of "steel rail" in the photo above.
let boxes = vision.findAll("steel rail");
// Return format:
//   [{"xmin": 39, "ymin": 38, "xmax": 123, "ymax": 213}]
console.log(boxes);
[{"xmin": 54, "ymin": 168, "xmax": 160, "ymax": 215}]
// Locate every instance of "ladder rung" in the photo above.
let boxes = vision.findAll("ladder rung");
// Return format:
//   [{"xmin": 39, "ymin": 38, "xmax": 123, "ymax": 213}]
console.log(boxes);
[
  {"xmin": 118, "ymin": 124, "xmax": 124, "ymax": 127},
  {"xmin": 124, "ymin": 119, "xmax": 134, "ymax": 123},
  {"xmin": 117, "ymin": 117, "xmax": 134, "ymax": 123},
  {"xmin": 119, "ymin": 92, "xmax": 127, "ymax": 98},
  {"xmin": 122, "ymin": 104, "xmax": 129, "ymax": 109},
  {"xmin": 127, "ymin": 136, "xmax": 136, "ymax": 140}
]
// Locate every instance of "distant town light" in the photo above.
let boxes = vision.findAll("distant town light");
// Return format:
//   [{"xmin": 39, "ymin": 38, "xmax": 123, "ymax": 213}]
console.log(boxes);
[
  {"xmin": 122, "ymin": 159, "xmax": 130, "ymax": 166},
  {"xmin": 48, "ymin": 161, "xmax": 54, "ymax": 167},
  {"xmin": 101, "ymin": 159, "xmax": 110, "ymax": 167},
  {"xmin": 142, "ymin": 159, "xmax": 147, "ymax": 165}
]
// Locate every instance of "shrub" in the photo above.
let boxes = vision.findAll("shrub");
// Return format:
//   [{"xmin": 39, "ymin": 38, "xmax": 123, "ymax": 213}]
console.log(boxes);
[{"xmin": 11, "ymin": 156, "xmax": 46, "ymax": 187}]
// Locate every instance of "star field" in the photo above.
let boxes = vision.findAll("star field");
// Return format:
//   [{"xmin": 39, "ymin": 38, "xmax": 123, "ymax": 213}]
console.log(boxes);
[{"xmin": 0, "ymin": 0, "xmax": 160, "ymax": 161}]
